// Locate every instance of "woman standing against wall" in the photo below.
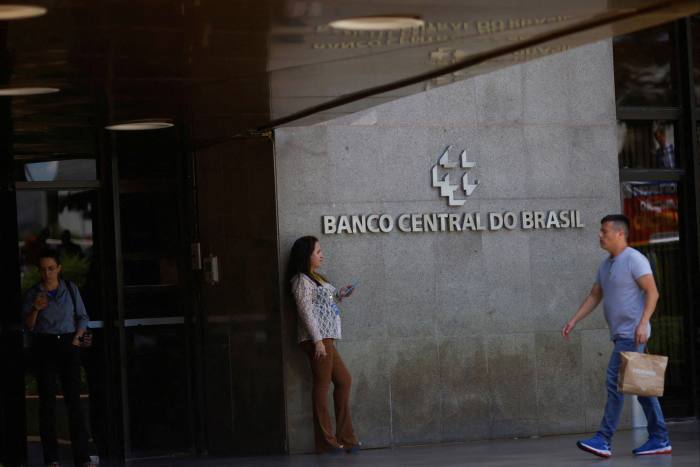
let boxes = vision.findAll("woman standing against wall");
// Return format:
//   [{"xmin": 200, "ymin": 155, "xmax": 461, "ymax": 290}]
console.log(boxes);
[{"xmin": 288, "ymin": 236, "xmax": 360, "ymax": 454}]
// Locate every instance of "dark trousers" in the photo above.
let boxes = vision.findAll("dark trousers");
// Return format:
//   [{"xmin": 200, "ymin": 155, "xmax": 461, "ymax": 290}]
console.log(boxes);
[
  {"xmin": 34, "ymin": 334, "xmax": 90, "ymax": 466},
  {"xmin": 300, "ymin": 339, "xmax": 358, "ymax": 453}
]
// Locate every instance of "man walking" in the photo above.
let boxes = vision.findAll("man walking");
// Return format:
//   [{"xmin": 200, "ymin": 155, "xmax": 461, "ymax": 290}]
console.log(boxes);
[{"xmin": 562, "ymin": 214, "xmax": 671, "ymax": 458}]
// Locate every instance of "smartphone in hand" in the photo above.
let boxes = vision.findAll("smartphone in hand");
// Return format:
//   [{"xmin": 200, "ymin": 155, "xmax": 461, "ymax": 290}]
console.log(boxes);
[{"xmin": 342, "ymin": 281, "xmax": 359, "ymax": 297}]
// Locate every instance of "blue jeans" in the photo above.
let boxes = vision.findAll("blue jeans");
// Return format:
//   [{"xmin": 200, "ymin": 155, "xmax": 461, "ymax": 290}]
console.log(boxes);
[{"xmin": 597, "ymin": 338, "xmax": 669, "ymax": 443}]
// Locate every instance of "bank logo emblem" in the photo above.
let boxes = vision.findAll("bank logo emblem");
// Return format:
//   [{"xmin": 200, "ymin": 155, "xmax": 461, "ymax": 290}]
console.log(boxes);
[{"xmin": 431, "ymin": 146, "xmax": 479, "ymax": 206}]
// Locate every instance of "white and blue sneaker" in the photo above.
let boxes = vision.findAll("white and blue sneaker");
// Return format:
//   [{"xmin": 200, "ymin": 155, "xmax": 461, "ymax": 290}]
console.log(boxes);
[
  {"xmin": 633, "ymin": 438, "xmax": 672, "ymax": 455},
  {"xmin": 576, "ymin": 436, "xmax": 612, "ymax": 458}
]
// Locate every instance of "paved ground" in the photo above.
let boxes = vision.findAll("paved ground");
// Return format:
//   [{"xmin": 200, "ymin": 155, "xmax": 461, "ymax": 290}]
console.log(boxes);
[{"xmin": 128, "ymin": 421, "xmax": 699, "ymax": 467}]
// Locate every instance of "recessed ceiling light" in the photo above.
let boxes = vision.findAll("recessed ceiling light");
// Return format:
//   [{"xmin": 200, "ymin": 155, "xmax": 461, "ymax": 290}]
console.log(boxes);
[
  {"xmin": 329, "ymin": 16, "xmax": 424, "ymax": 31},
  {"xmin": 0, "ymin": 87, "xmax": 59, "ymax": 96},
  {"xmin": 0, "ymin": 5, "xmax": 47, "ymax": 21},
  {"xmin": 105, "ymin": 121, "xmax": 174, "ymax": 131}
]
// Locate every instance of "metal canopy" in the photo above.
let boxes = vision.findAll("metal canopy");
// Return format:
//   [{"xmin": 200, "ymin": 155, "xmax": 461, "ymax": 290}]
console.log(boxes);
[{"xmin": 1, "ymin": 0, "xmax": 698, "ymax": 157}]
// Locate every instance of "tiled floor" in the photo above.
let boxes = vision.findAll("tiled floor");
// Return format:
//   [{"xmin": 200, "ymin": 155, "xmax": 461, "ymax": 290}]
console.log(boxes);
[{"xmin": 127, "ymin": 421, "xmax": 698, "ymax": 467}]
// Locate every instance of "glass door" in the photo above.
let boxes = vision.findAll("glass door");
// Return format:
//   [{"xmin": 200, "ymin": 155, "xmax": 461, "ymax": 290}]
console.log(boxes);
[
  {"xmin": 618, "ymin": 121, "xmax": 694, "ymax": 417},
  {"xmin": 15, "ymin": 181, "xmax": 107, "ymax": 464},
  {"xmin": 194, "ymin": 137, "xmax": 285, "ymax": 455},
  {"xmin": 111, "ymin": 130, "xmax": 195, "ymax": 460},
  {"xmin": 620, "ymin": 180, "xmax": 692, "ymax": 413}
]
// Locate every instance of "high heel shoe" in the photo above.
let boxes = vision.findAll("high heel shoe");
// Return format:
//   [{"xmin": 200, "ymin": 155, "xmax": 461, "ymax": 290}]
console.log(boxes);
[
  {"xmin": 346, "ymin": 441, "xmax": 362, "ymax": 454},
  {"xmin": 321, "ymin": 445, "xmax": 344, "ymax": 455}
]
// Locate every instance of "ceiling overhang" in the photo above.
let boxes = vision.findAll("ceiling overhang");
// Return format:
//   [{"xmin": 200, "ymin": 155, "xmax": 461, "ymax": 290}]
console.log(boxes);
[{"xmin": 1, "ymin": 0, "xmax": 698, "ymax": 158}]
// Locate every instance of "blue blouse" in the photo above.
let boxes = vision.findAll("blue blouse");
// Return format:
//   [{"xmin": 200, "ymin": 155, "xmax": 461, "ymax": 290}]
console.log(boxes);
[{"xmin": 22, "ymin": 280, "xmax": 90, "ymax": 334}]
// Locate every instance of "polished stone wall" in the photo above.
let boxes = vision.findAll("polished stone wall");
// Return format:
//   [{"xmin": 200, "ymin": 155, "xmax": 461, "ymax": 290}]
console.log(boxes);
[{"xmin": 275, "ymin": 40, "xmax": 630, "ymax": 453}]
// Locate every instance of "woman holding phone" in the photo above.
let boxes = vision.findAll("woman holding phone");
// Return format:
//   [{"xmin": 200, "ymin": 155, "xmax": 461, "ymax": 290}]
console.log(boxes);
[
  {"xmin": 22, "ymin": 249, "xmax": 94, "ymax": 467},
  {"xmin": 288, "ymin": 236, "xmax": 360, "ymax": 454}
]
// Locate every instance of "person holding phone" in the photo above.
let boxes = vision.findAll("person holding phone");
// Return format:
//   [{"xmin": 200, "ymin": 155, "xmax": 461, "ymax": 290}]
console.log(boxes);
[
  {"xmin": 288, "ymin": 236, "xmax": 360, "ymax": 454},
  {"xmin": 22, "ymin": 249, "xmax": 94, "ymax": 467}
]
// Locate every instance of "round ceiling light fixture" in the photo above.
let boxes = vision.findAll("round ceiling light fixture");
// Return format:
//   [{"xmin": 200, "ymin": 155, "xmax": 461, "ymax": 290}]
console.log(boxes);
[
  {"xmin": 0, "ymin": 5, "xmax": 47, "ymax": 21},
  {"xmin": 105, "ymin": 120, "xmax": 174, "ymax": 131},
  {"xmin": 0, "ymin": 87, "xmax": 59, "ymax": 96},
  {"xmin": 329, "ymin": 16, "xmax": 424, "ymax": 31}
]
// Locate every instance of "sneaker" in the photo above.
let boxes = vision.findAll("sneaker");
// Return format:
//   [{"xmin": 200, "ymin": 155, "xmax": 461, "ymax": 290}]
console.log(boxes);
[
  {"xmin": 576, "ymin": 437, "xmax": 612, "ymax": 458},
  {"xmin": 633, "ymin": 438, "xmax": 672, "ymax": 455}
]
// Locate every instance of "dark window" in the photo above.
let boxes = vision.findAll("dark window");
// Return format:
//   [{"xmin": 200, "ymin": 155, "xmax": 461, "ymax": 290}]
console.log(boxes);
[
  {"xmin": 613, "ymin": 24, "xmax": 678, "ymax": 107},
  {"xmin": 692, "ymin": 16, "xmax": 700, "ymax": 106}
]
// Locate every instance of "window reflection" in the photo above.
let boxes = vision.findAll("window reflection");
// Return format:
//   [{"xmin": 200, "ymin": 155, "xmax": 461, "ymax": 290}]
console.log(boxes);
[
  {"xmin": 613, "ymin": 24, "xmax": 678, "ymax": 107},
  {"xmin": 120, "ymin": 192, "xmax": 179, "ymax": 287},
  {"xmin": 622, "ymin": 182, "xmax": 679, "ymax": 246},
  {"xmin": 17, "ymin": 190, "xmax": 96, "ymax": 299},
  {"xmin": 126, "ymin": 326, "xmax": 191, "ymax": 455},
  {"xmin": 21, "ymin": 159, "xmax": 96, "ymax": 182},
  {"xmin": 622, "ymin": 180, "xmax": 686, "ymax": 403},
  {"xmin": 16, "ymin": 189, "xmax": 103, "ymax": 463},
  {"xmin": 618, "ymin": 121, "xmax": 676, "ymax": 169}
]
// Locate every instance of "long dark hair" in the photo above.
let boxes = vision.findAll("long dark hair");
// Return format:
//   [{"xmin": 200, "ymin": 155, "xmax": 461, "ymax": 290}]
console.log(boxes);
[{"xmin": 287, "ymin": 236, "xmax": 324, "ymax": 290}]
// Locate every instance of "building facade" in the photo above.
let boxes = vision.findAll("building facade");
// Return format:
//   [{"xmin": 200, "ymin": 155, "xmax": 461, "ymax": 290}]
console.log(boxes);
[
  {"xmin": 1, "ymin": 9, "xmax": 698, "ymax": 465},
  {"xmin": 278, "ymin": 38, "xmax": 623, "ymax": 452}
]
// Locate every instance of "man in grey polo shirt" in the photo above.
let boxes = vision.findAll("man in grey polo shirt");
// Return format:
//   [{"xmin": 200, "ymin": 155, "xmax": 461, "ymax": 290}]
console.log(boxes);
[{"xmin": 562, "ymin": 214, "xmax": 671, "ymax": 458}]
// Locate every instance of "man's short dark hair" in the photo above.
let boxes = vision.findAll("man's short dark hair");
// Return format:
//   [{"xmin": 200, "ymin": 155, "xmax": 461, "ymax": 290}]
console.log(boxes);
[{"xmin": 601, "ymin": 214, "xmax": 630, "ymax": 238}]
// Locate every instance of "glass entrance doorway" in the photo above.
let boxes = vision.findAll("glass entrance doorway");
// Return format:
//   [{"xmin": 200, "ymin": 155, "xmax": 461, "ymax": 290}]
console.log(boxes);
[
  {"xmin": 16, "ymin": 184, "xmax": 107, "ymax": 465},
  {"xmin": 194, "ymin": 137, "xmax": 285, "ymax": 455},
  {"xmin": 13, "ymin": 127, "xmax": 199, "ymax": 463},
  {"xmin": 7, "ymin": 121, "xmax": 285, "ymax": 465},
  {"xmin": 111, "ymin": 130, "xmax": 195, "ymax": 460},
  {"xmin": 620, "ymin": 180, "xmax": 693, "ymax": 415},
  {"xmin": 614, "ymin": 17, "xmax": 700, "ymax": 419},
  {"xmin": 618, "ymin": 120, "xmax": 695, "ymax": 417}
]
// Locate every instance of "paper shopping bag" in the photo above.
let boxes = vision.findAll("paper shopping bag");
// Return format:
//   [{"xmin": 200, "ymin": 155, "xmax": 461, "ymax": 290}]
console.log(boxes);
[{"xmin": 618, "ymin": 351, "xmax": 668, "ymax": 397}]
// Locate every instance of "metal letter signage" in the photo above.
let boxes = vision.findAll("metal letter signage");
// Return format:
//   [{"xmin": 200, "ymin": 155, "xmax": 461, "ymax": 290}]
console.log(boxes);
[
  {"xmin": 431, "ymin": 146, "xmax": 479, "ymax": 206},
  {"xmin": 320, "ymin": 145, "xmax": 586, "ymax": 235}
]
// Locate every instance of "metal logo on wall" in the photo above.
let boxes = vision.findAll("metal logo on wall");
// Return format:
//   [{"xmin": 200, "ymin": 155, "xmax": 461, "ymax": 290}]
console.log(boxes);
[
  {"xmin": 320, "ymin": 144, "xmax": 585, "ymax": 235},
  {"xmin": 431, "ymin": 146, "xmax": 478, "ymax": 206}
]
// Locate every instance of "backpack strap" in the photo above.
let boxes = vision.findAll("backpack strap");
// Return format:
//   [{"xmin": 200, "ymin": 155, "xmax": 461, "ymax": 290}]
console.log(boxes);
[{"xmin": 65, "ymin": 280, "xmax": 78, "ymax": 321}]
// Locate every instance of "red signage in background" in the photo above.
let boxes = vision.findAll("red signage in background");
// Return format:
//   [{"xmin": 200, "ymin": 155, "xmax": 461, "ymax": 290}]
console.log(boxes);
[{"xmin": 623, "ymin": 182, "xmax": 679, "ymax": 246}]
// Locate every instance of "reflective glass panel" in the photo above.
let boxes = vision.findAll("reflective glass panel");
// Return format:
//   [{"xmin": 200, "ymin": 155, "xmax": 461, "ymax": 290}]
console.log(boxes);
[
  {"xmin": 16, "ymin": 190, "xmax": 99, "ymax": 318},
  {"xmin": 622, "ymin": 181, "xmax": 690, "ymax": 415},
  {"xmin": 116, "ymin": 134, "xmax": 178, "ymax": 180},
  {"xmin": 693, "ymin": 16, "xmax": 700, "ymax": 106},
  {"xmin": 622, "ymin": 182, "xmax": 679, "ymax": 246},
  {"xmin": 120, "ymin": 192, "xmax": 179, "ymax": 287},
  {"xmin": 125, "ymin": 325, "xmax": 191, "ymax": 456},
  {"xmin": 617, "ymin": 120, "xmax": 677, "ymax": 169},
  {"xmin": 16, "ymin": 189, "xmax": 105, "ymax": 463},
  {"xmin": 19, "ymin": 159, "xmax": 97, "ymax": 182},
  {"xmin": 613, "ymin": 24, "xmax": 678, "ymax": 107},
  {"xmin": 197, "ymin": 140, "xmax": 284, "ymax": 455}
]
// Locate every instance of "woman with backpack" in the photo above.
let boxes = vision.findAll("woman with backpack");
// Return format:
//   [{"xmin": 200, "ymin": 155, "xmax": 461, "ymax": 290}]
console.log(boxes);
[{"xmin": 22, "ymin": 249, "xmax": 94, "ymax": 467}]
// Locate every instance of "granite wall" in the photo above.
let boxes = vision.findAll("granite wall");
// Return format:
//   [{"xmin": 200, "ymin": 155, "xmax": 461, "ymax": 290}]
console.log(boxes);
[{"xmin": 275, "ymin": 40, "xmax": 631, "ymax": 453}]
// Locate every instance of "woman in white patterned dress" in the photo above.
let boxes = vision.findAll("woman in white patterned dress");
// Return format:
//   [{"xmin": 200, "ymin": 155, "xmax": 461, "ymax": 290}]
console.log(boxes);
[{"xmin": 288, "ymin": 236, "xmax": 360, "ymax": 454}]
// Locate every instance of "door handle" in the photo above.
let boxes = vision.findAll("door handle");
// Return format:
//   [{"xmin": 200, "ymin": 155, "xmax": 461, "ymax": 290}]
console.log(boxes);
[{"xmin": 203, "ymin": 255, "xmax": 220, "ymax": 285}]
